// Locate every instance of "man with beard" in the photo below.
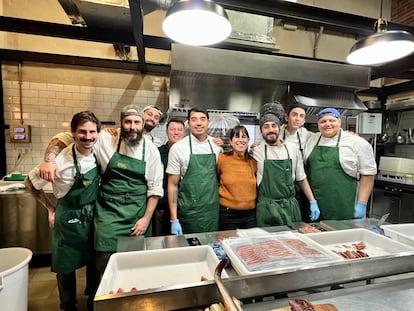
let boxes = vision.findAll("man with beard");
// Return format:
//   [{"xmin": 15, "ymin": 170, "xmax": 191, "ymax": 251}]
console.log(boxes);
[
  {"xmin": 38, "ymin": 104, "xmax": 163, "ymax": 275},
  {"xmin": 251, "ymin": 109, "xmax": 319, "ymax": 227},
  {"xmin": 143, "ymin": 105, "xmax": 164, "ymax": 146},
  {"xmin": 26, "ymin": 111, "xmax": 101, "ymax": 311}
]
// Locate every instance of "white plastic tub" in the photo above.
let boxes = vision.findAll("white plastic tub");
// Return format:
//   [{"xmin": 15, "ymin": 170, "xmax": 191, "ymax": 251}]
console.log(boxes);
[
  {"xmin": 96, "ymin": 245, "xmax": 227, "ymax": 296},
  {"xmin": 306, "ymin": 228, "xmax": 414, "ymax": 259},
  {"xmin": 0, "ymin": 247, "xmax": 33, "ymax": 311},
  {"xmin": 382, "ymin": 224, "xmax": 414, "ymax": 247}
]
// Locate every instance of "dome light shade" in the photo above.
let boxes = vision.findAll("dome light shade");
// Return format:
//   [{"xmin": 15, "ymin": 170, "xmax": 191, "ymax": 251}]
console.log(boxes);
[
  {"xmin": 347, "ymin": 30, "xmax": 414, "ymax": 65},
  {"xmin": 162, "ymin": 0, "xmax": 232, "ymax": 46}
]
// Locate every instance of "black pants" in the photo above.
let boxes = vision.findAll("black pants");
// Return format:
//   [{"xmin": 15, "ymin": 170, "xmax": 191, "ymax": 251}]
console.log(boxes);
[
  {"xmin": 152, "ymin": 206, "xmax": 171, "ymax": 236},
  {"xmin": 57, "ymin": 259, "xmax": 99, "ymax": 311},
  {"xmin": 219, "ymin": 205, "xmax": 256, "ymax": 231}
]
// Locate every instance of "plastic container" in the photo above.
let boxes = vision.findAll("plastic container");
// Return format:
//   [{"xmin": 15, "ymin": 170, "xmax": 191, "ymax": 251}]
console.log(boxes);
[
  {"xmin": 0, "ymin": 247, "xmax": 33, "ymax": 311},
  {"xmin": 95, "ymin": 245, "xmax": 227, "ymax": 296},
  {"xmin": 382, "ymin": 224, "xmax": 414, "ymax": 247}
]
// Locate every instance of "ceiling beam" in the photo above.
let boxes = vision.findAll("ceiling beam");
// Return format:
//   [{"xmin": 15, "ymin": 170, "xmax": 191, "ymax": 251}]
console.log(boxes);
[
  {"xmin": 0, "ymin": 16, "xmax": 171, "ymax": 50},
  {"xmin": 0, "ymin": 49, "xmax": 170, "ymax": 75},
  {"xmin": 128, "ymin": 0, "xmax": 147, "ymax": 73}
]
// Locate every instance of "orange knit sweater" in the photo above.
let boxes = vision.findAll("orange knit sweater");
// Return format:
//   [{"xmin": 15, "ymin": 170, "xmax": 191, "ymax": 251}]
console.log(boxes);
[{"xmin": 216, "ymin": 152, "xmax": 257, "ymax": 210}]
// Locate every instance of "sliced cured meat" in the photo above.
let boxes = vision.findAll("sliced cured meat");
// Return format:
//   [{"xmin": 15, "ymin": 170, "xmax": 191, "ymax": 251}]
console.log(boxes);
[
  {"xmin": 298, "ymin": 226, "xmax": 321, "ymax": 234},
  {"xmin": 288, "ymin": 299, "xmax": 315, "ymax": 311},
  {"xmin": 235, "ymin": 244, "xmax": 271, "ymax": 266},
  {"xmin": 283, "ymin": 238, "xmax": 323, "ymax": 256},
  {"xmin": 257, "ymin": 239, "xmax": 297, "ymax": 259}
]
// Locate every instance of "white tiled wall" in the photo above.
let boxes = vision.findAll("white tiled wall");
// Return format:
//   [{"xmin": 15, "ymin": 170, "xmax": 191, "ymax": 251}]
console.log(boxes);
[{"xmin": 3, "ymin": 78, "xmax": 168, "ymax": 175}]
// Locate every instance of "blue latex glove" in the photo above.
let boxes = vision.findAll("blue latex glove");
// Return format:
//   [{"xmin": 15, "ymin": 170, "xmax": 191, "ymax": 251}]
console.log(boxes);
[
  {"xmin": 309, "ymin": 201, "xmax": 320, "ymax": 221},
  {"xmin": 170, "ymin": 219, "xmax": 183, "ymax": 235},
  {"xmin": 354, "ymin": 202, "xmax": 367, "ymax": 219}
]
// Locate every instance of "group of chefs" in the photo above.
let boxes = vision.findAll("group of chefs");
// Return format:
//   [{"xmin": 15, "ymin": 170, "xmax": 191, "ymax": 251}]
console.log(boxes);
[{"xmin": 24, "ymin": 101, "xmax": 377, "ymax": 311}]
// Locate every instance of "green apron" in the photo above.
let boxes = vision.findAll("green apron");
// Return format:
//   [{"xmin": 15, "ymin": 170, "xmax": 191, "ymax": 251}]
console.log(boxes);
[
  {"xmin": 306, "ymin": 131, "xmax": 357, "ymax": 220},
  {"xmin": 284, "ymin": 130, "xmax": 308, "ymax": 220},
  {"xmin": 178, "ymin": 136, "xmax": 219, "ymax": 233},
  {"xmin": 95, "ymin": 137, "xmax": 149, "ymax": 252},
  {"xmin": 52, "ymin": 145, "xmax": 99, "ymax": 274},
  {"xmin": 256, "ymin": 144, "xmax": 301, "ymax": 227}
]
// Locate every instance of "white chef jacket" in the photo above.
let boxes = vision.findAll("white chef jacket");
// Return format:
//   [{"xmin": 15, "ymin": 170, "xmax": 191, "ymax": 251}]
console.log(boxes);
[
  {"xmin": 251, "ymin": 140, "xmax": 307, "ymax": 185},
  {"xmin": 166, "ymin": 134, "xmax": 223, "ymax": 177},
  {"xmin": 279, "ymin": 124, "xmax": 315, "ymax": 156},
  {"xmin": 53, "ymin": 131, "xmax": 164, "ymax": 198},
  {"xmin": 29, "ymin": 143, "xmax": 97, "ymax": 199},
  {"xmin": 303, "ymin": 129, "xmax": 377, "ymax": 179}
]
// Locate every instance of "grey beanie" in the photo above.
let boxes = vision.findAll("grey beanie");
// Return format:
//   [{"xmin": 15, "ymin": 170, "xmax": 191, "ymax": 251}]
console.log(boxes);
[
  {"xmin": 120, "ymin": 104, "xmax": 142, "ymax": 121},
  {"xmin": 259, "ymin": 113, "xmax": 282, "ymax": 129}
]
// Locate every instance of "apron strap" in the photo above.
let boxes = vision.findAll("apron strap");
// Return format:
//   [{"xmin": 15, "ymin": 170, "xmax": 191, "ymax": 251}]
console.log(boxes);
[{"xmin": 189, "ymin": 135, "xmax": 214, "ymax": 154}]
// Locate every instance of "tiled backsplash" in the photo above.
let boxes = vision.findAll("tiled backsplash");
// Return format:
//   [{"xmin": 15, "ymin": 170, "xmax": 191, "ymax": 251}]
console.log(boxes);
[
  {"xmin": 3, "ymin": 77, "xmax": 414, "ymax": 176},
  {"xmin": 3, "ymin": 78, "xmax": 168, "ymax": 175}
]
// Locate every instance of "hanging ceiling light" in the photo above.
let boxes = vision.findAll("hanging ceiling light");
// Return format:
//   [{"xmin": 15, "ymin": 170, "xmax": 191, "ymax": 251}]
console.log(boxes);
[
  {"xmin": 347, "ymin": 1, "xmax": 414, "ymax": 65},
  {"xmin": 162, "ymin": 0, "xmax": 232, "ymax": 46}
]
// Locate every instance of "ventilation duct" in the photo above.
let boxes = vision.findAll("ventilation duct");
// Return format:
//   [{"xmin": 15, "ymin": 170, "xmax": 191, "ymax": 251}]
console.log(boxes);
[
  {"xmin": 169, "ymin": 44, "xmax": 370, "ymax": 117},
  {"xmin": 58, "ymin": 0, "xmax": 279, "ymax": 50}
]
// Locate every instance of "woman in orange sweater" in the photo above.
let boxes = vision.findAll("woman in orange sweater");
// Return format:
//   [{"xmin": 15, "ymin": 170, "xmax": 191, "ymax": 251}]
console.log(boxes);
[{"xmin": 217, "ymin": 125, "xmax": 257, "ymax": 230}]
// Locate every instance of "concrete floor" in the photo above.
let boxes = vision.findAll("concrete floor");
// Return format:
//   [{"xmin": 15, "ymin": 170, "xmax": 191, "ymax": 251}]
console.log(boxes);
[{"xmin": 29, "ymin": 265, "xmax": 88, "ymax": 311}]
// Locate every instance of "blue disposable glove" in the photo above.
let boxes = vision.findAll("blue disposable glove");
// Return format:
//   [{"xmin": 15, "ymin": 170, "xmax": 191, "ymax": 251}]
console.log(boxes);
[
  {"xmin": 170, "ymin": 219, "xmax": 183, "ymax": 235},
  {"xmin": 309, "ymin": 201, "xmax": 320, "ymax": 221},
  {"xmin": 354, "ymin": 202, "xmax": 367, "ymax": 219}
]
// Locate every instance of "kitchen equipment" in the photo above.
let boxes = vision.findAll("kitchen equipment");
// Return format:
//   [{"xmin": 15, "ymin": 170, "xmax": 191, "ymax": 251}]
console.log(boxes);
[
  {"xmin": 221, "ymin": 232, "xmax": 341, "ymax": 275},
  {"xmin": 95, "ymin": 245, "xmax": 228, "ymax": 296},
  {"xmin": 378, "ymin": 116, "xmax": 390, "ymax": 143},
  {"xmin": 306, "ymin": 228, "xmax": 414, "ymax": 258},
  {"xmin": 377, "ymin": 213, "xmax": 390, "ymax": 226},
  {"xmin": 0, "ymin": 247, "xmax": 32, "ymax": 311},
  {"xmin": 395, "ymin": 112, "xmax": 406, "ymax": 144},
  {"xmin": 408, "ymin": 128, "xmax": 414, "ymax": 143},
  {"xmin": 382, "ymin": 223, "xmax": 414, "ymax": 247},
  {"xmin": 378, "ymin": 156, "xmax": 414, "ymax": 185},
  {"xmin": 214, "ymin": 259, "xmax": 242, "ymax": 311}
]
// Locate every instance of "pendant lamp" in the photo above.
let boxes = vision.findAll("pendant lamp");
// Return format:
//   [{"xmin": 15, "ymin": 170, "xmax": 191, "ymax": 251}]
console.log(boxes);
[
  {"xmin": 347, "ymin": 1, "xmax": 414, "ymax": 65},
  {"xmin": 162, "ymin": 0, "xmax": 232, "ymax": 46}
]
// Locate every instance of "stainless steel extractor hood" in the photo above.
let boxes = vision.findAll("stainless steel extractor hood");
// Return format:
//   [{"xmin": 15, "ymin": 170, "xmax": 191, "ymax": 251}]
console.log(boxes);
[{"xmin": 169, "ymin": 44, "xmax": 371, "ymax": 118}]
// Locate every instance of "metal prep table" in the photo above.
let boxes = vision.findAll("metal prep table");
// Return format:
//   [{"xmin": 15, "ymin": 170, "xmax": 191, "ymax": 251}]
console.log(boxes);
[{"xmin": 94, "ymin": 220, "xmax": 414, "ymax": 311}]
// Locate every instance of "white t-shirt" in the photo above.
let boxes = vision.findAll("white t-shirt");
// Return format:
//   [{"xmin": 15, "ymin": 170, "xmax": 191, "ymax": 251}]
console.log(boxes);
[
  {"xmin": 251, "ymin": 140, "xmax": 306, "ymax": 185},
  {"xmin": 303, "ymin": 129, "xmax": 377, "ymax": 178},
  {"xmin": 29, "ymin": 143, "xmax": 97, "ymax": 199},
  {"xmin": 166, "ymin": 134, "xmax": 223, "ymax": 177}
]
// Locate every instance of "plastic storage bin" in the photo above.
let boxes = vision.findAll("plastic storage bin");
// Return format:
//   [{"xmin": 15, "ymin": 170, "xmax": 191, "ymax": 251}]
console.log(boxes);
[{"xmin": 0, "ymin": 247, "xmax": 33, "ymax": 311}]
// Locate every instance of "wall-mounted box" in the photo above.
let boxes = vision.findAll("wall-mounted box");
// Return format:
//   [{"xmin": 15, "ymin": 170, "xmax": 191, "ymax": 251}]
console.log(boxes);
[{"xmin": 10, "ymin": 123, "xmax": 31, "ymax": 143}]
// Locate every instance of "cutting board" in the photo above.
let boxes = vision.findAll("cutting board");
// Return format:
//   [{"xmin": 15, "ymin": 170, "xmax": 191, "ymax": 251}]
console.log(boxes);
[{"xmin": 272, "ymin": 303, "xmax": 338, "ymax": 311}]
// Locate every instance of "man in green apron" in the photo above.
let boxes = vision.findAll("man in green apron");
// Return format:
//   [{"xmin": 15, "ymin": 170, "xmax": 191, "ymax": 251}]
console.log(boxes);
[
  {"xmin": 303, "ymin": 108, "xmax": 377, "ymax": 220},
  {"xmin": 26, "ymin": 111, "xmax": 101, "ymax": 311},
  {"xmin": 36, "ymin": 104, "xmax": 164, "ymax": 279},
  {"xmin": 251, "ymin": 110, "xmax": 320, "ymax": 227},
  {"xmin": 167, "ymin": 108, "xmax": 223, "ymax": 234},
  {"xmin": 280, "ymin": 101, "xmax": 316, "ymax": 222},
  {"xmin": 153, "ymin": 118, "xmax": 186, "ymax": 236}
]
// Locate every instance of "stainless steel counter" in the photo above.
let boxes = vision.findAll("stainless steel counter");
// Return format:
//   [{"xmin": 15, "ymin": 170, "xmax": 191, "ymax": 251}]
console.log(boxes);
[
  {"xmin": 95, "ymin": 222, "xmax": 414, "ymax": 311},
  {"xmin": 243, "ymin": 276, "xmax": 414, "ymax": 310},
  {"xmin": 0, "ymin": 190, "xmax": 54, "ymax": 254}
]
